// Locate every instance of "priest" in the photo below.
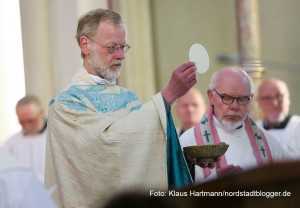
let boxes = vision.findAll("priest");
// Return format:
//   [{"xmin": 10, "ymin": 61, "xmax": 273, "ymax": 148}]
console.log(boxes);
[
  {"xmin": 45, "ymin": 8, "xmax": 204, "ymax": 207},
  {"xmin": 180, "ymin": 67, "xmax": 286, "ymax": 184}
]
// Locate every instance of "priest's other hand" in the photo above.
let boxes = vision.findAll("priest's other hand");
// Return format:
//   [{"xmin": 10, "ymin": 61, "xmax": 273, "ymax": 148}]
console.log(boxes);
[
  {"xmin": 186, "ymin": 155, "xmax": 219, "ymax": 169},
  {"xmin": 216, "ymin": 164, "xmax": 243, "ymax": 177}
]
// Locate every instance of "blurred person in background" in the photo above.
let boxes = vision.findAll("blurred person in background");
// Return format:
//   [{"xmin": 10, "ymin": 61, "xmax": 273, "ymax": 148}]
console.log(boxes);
[
  {"xmin": 0, "ymin": 147, "xmax": 56, "ymax": 208},
  {"xmin": 2, "ymin": 95, "xmax": 47, "ymax": 184},
  {"xmin": 256, "ymin": 77, "xmax": 300, "ymax": 156},
  {"xmin": 175, "ymin": 87, "xmax": 206, "ymax": 136}
]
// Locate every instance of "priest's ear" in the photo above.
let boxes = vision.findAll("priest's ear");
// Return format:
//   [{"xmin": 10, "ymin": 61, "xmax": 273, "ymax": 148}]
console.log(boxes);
[
  {"xmin": 207, "ymin": 89, "xmax": 214, "ymax": 101},
  {"xmin": 80, "ymin": 36, "xmax": 91, "ymax": 57}
]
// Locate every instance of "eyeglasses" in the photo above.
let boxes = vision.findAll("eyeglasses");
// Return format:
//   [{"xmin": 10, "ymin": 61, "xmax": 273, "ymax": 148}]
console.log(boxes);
[
  {"xmin": 87, "ymin": 37, "xmax": 130, "ymax": 54},
  {"xmin": 259, "ymin": 94, "xmax": 284, "ymax": 104},
  {"xmin": 213, "ymin": 89, "xmax": 252, "ymax": 106}
]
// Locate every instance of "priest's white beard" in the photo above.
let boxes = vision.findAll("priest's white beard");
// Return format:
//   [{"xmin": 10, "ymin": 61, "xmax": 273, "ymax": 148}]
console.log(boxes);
[
  {"xmin": 24, "ymin": 120, "xmax": 44, "ymax": 135},
  {"xmin": 267, "ymin": 113, "xmax": 286, "ymax": 124},
  {"xmin": 221, "ymin": 120, "xmax": 244, "ymax": 131},
  {"xmin": 88, "ymin": 44, "xmax": 122, "ymax": 81}
]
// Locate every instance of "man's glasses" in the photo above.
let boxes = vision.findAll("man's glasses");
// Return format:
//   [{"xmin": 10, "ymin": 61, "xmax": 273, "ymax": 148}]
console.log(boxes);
[
  {"xmin": 87, "ymin": 37, "xmax": 130, "ymax": 54},
  {"xmin": 213, "ymin": 89, "xmax": 252, "ymax": 106},
  {"xmin": 259, "ymin": 94, "xmax": 284, "ymax": 104}
]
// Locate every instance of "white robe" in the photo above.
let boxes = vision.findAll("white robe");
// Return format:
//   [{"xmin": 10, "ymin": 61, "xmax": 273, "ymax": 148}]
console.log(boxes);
[
  {"xmin": 257, "ymin": 115, "xmax": 300, "ymax": 157},
  {"xmin": 2, "ymin": 129, "xmax": 46, "ymax": 184},
  {"xmin": 0, "ymin": 148, "xmax": 56, "ymax": 208},
  {"xmin": 180, "ymin": 117, "xmax": 285, "ymax": 184},
  {"xmin": 287, "ymin": 121, "xmax": 300, "ymax": 159},
  {"xmin": 45, "ymin": 66, "xmax": 169, "ymax": 207}
]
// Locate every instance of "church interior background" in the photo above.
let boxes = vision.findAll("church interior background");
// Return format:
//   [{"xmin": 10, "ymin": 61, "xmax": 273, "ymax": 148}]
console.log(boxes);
[{"xmin": 1, "ymin": 0, "xmax": 300, "ymax": 143}]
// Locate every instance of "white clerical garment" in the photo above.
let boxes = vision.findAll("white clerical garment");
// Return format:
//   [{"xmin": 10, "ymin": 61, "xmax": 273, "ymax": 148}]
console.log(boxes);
[
  {"xmin": 287, "ymin": 121, "xmax": 300, "ymax": 159},
  {"xmin": 257, "ymin": 115, "xmax": 300, "ymax": 156},
  {"xmin": 45, "ymin": 66, "xmax": 184, "ymax": 207},
  {"xmin": 180, "ymin": 116, "xmax": 285, "ymax": 184},
  {"xmin": 3, "ymin": 128, "xmax": 47, "ymax": 184},
  {"xmin": 0, "ymin": 148, "xmax": 56, "ymax": 208}
]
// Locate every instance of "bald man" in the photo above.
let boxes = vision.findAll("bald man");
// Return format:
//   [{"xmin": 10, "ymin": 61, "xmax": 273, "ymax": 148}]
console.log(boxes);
[
  {"xmin": 175, "ymin": 88, "xmax": 206, "ymax": 136},
  {"xmin": 180, "ymin": 67, "xmax": 285, "ymax": 184},
  {"xmin": 256, "ymin": 78, "xmax": 300, "ymax": 155}
]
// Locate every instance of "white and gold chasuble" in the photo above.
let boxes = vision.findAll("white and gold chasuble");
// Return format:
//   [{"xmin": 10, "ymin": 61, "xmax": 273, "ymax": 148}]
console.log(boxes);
[{"xmin": 45, "ymin": 66, "xmax": 170, "ymax": 207}]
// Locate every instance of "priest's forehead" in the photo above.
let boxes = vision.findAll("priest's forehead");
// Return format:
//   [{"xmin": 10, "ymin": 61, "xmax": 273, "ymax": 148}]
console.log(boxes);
[
  {"xmin": 212, "ymin": 67, "xmax": 253, "ymax": 95},
  {"xmin": 258, "ymin": 78, "xmax": 289, "ymax": 96}
]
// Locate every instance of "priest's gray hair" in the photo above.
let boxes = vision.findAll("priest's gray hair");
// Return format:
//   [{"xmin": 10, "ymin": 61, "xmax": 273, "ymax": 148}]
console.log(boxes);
[
  {"xmin": 16, "ymin": 95, "xmax": 42, "ymax": 111},
  {"xmin": 76, "ymin": 8, "xmax": 124, "ymax": 45}
]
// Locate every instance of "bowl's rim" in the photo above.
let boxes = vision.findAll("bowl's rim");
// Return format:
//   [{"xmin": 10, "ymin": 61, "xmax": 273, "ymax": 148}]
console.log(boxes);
[
  {"xmin": 183, "ymin": 143, "xmax": 229, "ymax": 149},
  {"xmin": 183, "ymin": 144, "xmax": 229, "ymax": 160}
]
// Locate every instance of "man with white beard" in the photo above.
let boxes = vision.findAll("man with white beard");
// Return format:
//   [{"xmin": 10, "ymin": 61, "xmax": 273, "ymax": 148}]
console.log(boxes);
[
  {"xmin": 180, "ymin": 67, "xmax": 285, "ymax": 184},
  {"xmin": 45, "ymin": 8, "xmax": 201, "ymax": 207}
]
